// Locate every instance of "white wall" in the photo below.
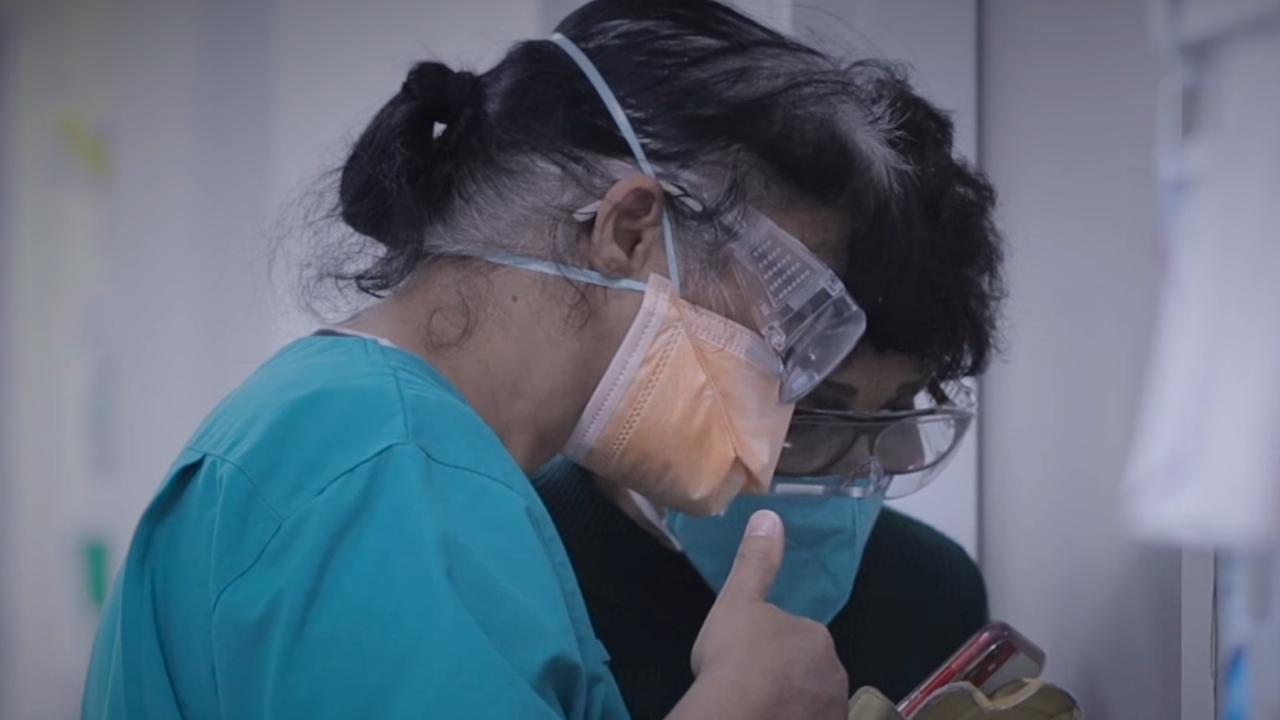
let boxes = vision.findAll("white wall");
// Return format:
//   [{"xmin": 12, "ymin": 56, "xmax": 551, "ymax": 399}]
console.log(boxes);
[
  {"xmin": 978, "ymin": 1, "xmax": 1183, "ymax": 717},
  {"xmin": 0, "ymin": 6, "xmax": 14, "ymax": 713},
  {"xmin": 265, "ymin": 0, "xmax": 542, "ymax": 343},
  {"xmin": 3, "ymin": 3, "xmax": 128, "ymax": 715}
]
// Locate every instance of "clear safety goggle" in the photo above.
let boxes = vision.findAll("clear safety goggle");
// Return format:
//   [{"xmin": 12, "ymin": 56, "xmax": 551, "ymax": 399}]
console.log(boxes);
[
  {"xmin": 549, "ymin": 32, "xmax": 865, "ymax": 402},
  {"xmin": 774, "ymin": 381, "xmax": 977, "ymax": 498},
  {"xmin": 570, "ymin": 193, "xmax": 867, "ymax": 404},
  {"xmin": 729, "ymin": 208, "xmax": 867, "ymax": 403},
  {"xmin": 769, "ymin": 462, "xmax": 891, "ymax": 499}
]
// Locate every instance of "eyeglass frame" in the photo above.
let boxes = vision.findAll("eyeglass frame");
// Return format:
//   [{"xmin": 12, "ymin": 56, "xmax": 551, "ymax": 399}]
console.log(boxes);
[{"xmin": 779, "ymin": 380, "xmax": 977, "ymax": 478}]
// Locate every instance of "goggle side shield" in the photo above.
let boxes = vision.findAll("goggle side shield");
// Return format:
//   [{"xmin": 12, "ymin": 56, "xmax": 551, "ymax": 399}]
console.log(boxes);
[{"xmin": 729, "ymin": 210, "xmax": 866, "ymax": 402}]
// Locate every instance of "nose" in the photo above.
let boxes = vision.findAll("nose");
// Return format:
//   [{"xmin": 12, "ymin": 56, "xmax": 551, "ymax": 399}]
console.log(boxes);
[{"xmin": 842, "ymin": 435, "xmax": 875, "ymax": 469}]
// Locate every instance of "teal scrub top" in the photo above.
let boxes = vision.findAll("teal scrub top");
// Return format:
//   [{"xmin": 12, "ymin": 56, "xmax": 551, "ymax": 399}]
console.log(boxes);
[{"xmin": 83, "ymin": 336, "xmax": 629, "ymax": 719}]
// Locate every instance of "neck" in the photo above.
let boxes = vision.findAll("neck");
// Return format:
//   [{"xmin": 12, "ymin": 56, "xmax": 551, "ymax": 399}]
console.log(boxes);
[{"xmin": 347, "ymin": 265, "xmax": 610, "ymax": 474}]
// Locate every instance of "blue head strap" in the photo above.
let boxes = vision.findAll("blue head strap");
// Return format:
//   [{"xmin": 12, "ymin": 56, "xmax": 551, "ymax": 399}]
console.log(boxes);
[{"xmin": 548, "ymin": 32, "xmax": 682, "ymax": 295}]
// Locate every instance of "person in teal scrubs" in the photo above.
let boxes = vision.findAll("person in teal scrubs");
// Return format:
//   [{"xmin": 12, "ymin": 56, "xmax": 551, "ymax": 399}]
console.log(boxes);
[
  {"xmin": 83, "ymin": 2, "xmax": 930, "ymax": 718},
  {"xmin": 85, "ymin": 335, "xmax": 626, "ymax": 718}
]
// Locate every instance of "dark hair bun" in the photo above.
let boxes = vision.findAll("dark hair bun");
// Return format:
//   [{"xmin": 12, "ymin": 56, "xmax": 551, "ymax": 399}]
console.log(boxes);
[
  {"xmin": 401, "ymin": 62, "xmax": 481, "ymax": 124},
  {"xmin": 338, "ymin": 62, "xmax": 481, "ymax": 246}
]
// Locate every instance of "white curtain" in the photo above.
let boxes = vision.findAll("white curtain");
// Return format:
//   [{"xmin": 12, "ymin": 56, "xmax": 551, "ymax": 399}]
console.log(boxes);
[{"xmin": 1126, "ymin": 0, "xmax": 1280, "ymax": 549}]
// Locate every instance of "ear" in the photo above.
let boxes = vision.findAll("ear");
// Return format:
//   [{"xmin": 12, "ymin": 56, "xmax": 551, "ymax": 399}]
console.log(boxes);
[{"xmin": 586, "ymin": 174, "xmax": 667, "ymax": 281}]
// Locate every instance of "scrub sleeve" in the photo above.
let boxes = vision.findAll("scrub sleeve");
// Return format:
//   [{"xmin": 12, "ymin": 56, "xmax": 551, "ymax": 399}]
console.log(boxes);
[{"xmin": 83, "ymin": 337, "xmax": 628, "ymax": 720}]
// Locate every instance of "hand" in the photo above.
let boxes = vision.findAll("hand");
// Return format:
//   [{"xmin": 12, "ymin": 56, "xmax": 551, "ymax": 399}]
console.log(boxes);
[{"xmin": 669, "ymin": 510, "xmax": 848, "ymax": 720}]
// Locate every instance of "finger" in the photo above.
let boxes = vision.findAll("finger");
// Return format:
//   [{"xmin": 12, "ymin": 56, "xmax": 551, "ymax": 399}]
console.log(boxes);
[{"xmin": 717, "ymin": 509, "xmax": 784, "ymax": 603}]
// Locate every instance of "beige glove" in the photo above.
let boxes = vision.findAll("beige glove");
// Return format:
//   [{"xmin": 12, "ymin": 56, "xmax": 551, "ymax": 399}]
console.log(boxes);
[
  {"xmin": 847, "ymin": 681, "xmax": 1082, "ymax": 720},
  {"xmin": 846, "ymin": 687, "xmax": 906, "ymax": 720}
]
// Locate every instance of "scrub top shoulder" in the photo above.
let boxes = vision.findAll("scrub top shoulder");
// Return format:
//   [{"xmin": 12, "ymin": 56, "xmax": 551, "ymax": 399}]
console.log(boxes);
[{"xmin": 83, "ymin": 335, "xmax": 628, "ymax": 720}]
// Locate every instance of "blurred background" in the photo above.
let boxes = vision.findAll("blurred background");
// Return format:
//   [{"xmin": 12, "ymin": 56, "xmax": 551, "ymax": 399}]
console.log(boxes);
[{"xmin": 2, "ymin": 0, "xmax": 1276, "ymax": 718}]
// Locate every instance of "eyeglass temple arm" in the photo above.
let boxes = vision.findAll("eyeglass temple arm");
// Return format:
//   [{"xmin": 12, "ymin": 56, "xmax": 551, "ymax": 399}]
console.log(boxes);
[{"xmin": 928, "ymin": 379, "xmax": 952, "ymax": 406}]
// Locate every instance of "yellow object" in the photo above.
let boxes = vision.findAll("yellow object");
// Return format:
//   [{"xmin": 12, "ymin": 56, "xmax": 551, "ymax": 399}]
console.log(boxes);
[
  {"xmin": 848, "ymin": 680, "xmax": 1082, "ymax": 720},
  {"xmin": 848, "ymin": 687, "xmax": 907, "ymax": 720},
  {"xmin": 57, "ymin": 110, "xmax": 110, "ymax": 180}
]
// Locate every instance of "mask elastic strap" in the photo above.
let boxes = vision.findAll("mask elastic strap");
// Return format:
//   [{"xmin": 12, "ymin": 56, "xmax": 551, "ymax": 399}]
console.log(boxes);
[
  {"xmin": 484, "ymin": 253, "xmax": 647, "ymax": 293},
  {"xmin": 549, "ymin": 32, "xmax": 683, "ymax": 296}
]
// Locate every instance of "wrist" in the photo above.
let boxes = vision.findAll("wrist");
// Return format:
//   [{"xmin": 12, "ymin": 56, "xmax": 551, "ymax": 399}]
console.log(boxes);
[{"xmin": 683, "ymin": 664, "xmax": 781, "ymax": 720}]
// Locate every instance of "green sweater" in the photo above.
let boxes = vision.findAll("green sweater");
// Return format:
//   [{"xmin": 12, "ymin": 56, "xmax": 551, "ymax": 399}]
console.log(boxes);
[{"xmin": 531, "ymin": 459, "xmax": 988, "ymax": 720}]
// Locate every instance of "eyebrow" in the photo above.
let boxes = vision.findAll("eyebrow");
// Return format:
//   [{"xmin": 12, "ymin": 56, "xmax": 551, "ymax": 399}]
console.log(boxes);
[
  {"xmin": 885, "ymin": 380, "xmax": 925, "ymax": 407},
  {"xmin": 810, "ymin": 379, "xmax": 921, "ymax": 412},
  {"xmin": 807, "ymin": 377, "xmax": 931, "ymax": 413}
]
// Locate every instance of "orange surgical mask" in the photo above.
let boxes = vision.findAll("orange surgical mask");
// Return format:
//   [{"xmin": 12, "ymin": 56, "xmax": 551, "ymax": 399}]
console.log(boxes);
[{"xmin": 562, "ymin": 274, "xmax": 795, "ymax": 515}]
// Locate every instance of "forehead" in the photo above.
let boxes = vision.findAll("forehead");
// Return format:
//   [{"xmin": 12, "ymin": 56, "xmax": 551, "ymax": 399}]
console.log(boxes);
[{"xmin": 765, "ymin": 204, "xmax": 851, "ymax": 274}]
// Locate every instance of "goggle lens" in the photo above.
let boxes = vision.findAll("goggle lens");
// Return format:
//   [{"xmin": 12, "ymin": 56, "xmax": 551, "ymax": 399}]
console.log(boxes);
[{"xmin": 775, "ymin": 383, "xmax": 976, "ymax": 499}]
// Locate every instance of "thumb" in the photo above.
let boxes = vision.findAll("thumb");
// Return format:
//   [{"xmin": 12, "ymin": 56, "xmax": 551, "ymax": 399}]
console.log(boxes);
[{"xmin": 717, "ymin": 509, "xmax": 784, "ymax": 603}]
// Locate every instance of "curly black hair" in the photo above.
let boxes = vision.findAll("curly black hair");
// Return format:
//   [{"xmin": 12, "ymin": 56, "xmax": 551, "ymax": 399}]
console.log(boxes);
[{"xmin": 842, "ymin": 63, "xmax": 1005, "ymax": 380}]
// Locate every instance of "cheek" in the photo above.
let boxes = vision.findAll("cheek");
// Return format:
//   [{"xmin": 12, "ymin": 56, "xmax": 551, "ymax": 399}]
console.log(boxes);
[
  {"xmin": 570, "ymin": 282, "xmax": 646, "ymax": 358},
  {"xmin": 682, "ymin": 263, "xmax": 759, "ymax": 332},
  {"xmin": 607, "ymin": 287, "xmax": 646, "ymax": 334},
  {"xmin": 642, "ymin": 236, "xmax": 672, "ymax": 279}
]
